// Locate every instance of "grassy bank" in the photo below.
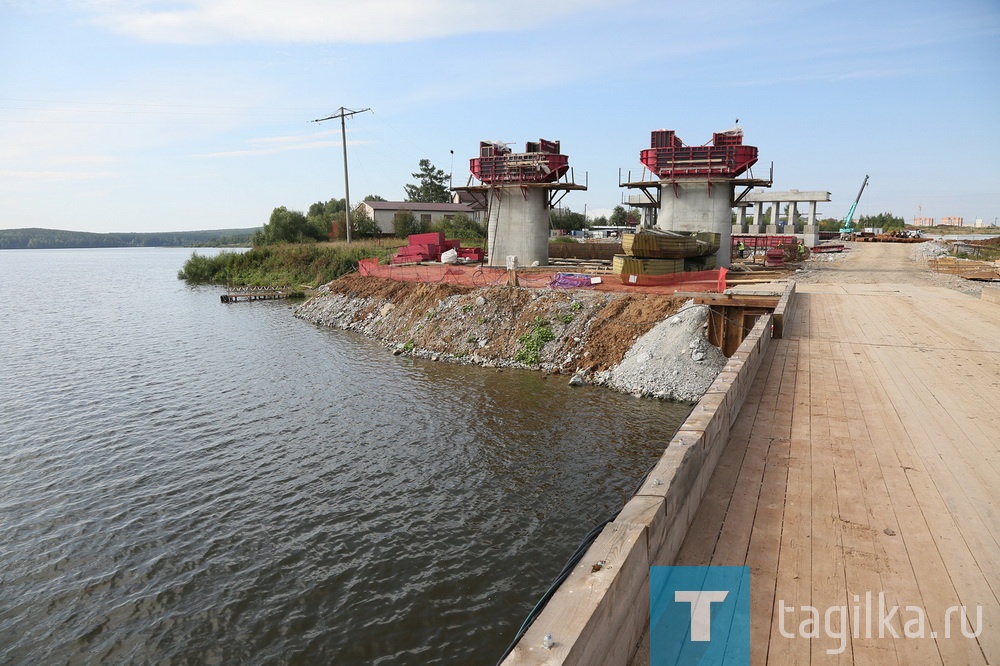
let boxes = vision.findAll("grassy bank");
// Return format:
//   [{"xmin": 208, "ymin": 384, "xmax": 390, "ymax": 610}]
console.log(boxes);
[{"xmin": 177, "ymin": 241, "xmax": 401, "ymax": 287}]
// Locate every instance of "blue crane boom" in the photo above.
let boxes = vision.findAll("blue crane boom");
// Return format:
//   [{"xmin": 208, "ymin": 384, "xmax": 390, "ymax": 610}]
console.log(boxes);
[{"xmin": 840, "ymin": 174, "xmax": 870, "ymax": 235}]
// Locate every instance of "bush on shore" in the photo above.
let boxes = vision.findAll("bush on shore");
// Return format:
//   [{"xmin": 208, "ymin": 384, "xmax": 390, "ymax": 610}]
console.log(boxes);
[{"xmin": 177, "ymin": 241, "xmax": 398, "ymax": 287}]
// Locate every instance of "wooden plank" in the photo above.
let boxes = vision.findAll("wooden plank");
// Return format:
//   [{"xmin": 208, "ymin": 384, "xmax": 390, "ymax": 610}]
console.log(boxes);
[
  {"xmin": 707, "ymin": 306, "xmax": 724, "ymax": 350},
  {"xmin": 842, "ymin": 339, "xmax": 938, "ymax": 664},
  {"xmin": 767, "ymin": 435, "xmax": 813, "ymax": 664},
  {"xmin": 862, "ymin": 347, "xmax": 998, "ymax": 663},
  {"xmin": 746, "ymin": 435, "xmax": 790, "ymax": 665},
  {"xmin": 723, "ymin": 305, "xmax": 746, "ymax": 357},
  {"xmin": 694, "ymin": 294, "xmax": 781, "ymax": 308},
  {"xmin": 806, "ymin": 339, "xmax": 853, "ymax": 663},
  {"xmin": 674, "ymin": 344, "xmax": 779, "ymax": 565},
  {"xmin": 838, "ymin": 287, "xmax": 994, "ymax": 663}
]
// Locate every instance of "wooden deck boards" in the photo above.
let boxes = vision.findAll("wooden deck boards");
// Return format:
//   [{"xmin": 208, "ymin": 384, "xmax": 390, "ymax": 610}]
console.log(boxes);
[{"xmin": 673, "ymin": 283, "xmax": 1000, "ymax": 664}]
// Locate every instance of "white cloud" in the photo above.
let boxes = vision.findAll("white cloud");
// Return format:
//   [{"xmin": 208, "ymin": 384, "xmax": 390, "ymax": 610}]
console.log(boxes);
[
  {"xmin": 0, "ymin": 168, "xmax": 117, "ymax": 182},
  {"xmin": 195, "ymin": 129, "xmax": 370, "ymax": 157},
  {"xmin": 80, "ymin": 0, "xmax": 617, "ymax": 44}
]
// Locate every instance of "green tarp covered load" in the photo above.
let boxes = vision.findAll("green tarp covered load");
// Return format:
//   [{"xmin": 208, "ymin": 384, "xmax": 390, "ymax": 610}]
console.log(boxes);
[{"xmin": 621, "ymin": 229, "xmax": 720, "ymax": 259}]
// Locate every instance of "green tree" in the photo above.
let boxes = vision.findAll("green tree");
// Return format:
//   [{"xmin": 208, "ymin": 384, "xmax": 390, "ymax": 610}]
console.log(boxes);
[
  {"xmin": 363, "ymin": 194, "xmax": 386, "ymax": 202},
  {"xmin": 308, "ymin": 198, "xmax": 346, "ymax": 218},
  {"xmin": 350, "ymin": 206, "xmax": 383, "ymax": 239},
  {"xmin": 858, "ymin": 212, "xmax": 905, "ymax": 230},
  {"xmin": 431, "ymin": 213, "xmax": 485, "ymax": 240},
  {"xmin": 404, "ymin": 159, "xmax": 450, "ymax": 203},
  {"xmin": 306, "ymin": 198, "xmax": 347, "ymax": 240},
  {"xmin": 393, "ymin": 209, "xmax": 420, "ymax": 238},
  {"xmin": 254, "ymin": 206, "xmax": 319, "ymax": 245},
  {"xmin": 609, "ymin": 205, "xmax": 628, "ymax": 226},
  {"xmin": 549, "ymin": 208, "xmax": 588, "ymax": 231},
  {"xmin": 818, "ymin": 217, "xmax": 842, "ymax": 232}
]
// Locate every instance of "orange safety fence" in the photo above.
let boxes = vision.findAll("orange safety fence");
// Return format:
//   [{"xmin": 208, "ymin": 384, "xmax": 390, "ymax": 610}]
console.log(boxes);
[{"xmin": 358, "ymin": 258, "xmax": 727, "ymax": 294}]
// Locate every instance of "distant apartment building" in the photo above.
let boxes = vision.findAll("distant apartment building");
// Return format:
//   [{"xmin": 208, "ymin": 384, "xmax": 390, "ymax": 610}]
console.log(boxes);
[
  {"xmin": 913, "ymin": 216, "xmax": 935, "ymax": 226},
  {"xmin": 975, "ymin": 218, "xmax": 986, "ymax": 228},
  {"xmin": 941, "ymin": 216, "xmax": 964, "ymax": 226}
]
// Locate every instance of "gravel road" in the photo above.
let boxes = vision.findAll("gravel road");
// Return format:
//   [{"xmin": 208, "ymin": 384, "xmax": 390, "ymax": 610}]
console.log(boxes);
[{"xmin": 794, "ymin": 240, "xmax": 984, "ymax": 296}]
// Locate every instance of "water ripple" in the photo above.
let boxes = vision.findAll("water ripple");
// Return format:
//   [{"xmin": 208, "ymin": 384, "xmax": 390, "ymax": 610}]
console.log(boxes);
[{"xmin": 0, "ymin": 248, "xmax": 690, "ymax": 664}]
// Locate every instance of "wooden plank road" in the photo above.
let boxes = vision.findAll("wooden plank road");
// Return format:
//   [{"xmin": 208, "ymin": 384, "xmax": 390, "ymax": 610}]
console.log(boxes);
[{"xmin": 667, "ymin": 283, "xmax": 1000, "ymax": 664}]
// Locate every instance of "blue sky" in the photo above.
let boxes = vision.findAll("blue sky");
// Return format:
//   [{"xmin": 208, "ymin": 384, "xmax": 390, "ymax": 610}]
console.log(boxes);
[{"xmin": 2, "ymin": 0, "xmax": 998, "ymax": 233}]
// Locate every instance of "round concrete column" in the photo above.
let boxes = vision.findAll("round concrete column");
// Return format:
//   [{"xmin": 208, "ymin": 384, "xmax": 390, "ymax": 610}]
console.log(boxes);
[
  {"xmin": 656, "ymin": 181, "xmax": 734, "ymax": 268},
  {"xmin": 486, "ymin": 187, "xmax": 549, "ymax": 267}
]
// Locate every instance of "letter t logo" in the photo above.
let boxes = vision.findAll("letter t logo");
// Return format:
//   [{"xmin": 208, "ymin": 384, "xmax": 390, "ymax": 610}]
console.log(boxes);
[{"xmin": 675, "ymin": 590, "xmax": 730, "ymax": 641}]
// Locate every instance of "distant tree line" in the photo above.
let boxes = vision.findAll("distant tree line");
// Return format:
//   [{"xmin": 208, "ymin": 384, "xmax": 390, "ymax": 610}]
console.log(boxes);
[
  {"xmin": 816, "ymin": 212, "xmax": 905, "ymax": 232},
  {"xmin": 0, "ymin": 227, "xmax": 257, "ymax": 250}
]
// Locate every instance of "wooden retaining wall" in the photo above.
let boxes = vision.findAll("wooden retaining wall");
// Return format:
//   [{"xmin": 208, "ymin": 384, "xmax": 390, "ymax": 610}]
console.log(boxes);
[{"xmin": 502, "ymin": 282, "xmax": 791, "ymax": 665}]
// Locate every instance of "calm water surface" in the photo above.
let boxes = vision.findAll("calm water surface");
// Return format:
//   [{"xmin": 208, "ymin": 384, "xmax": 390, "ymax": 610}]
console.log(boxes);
[{"xmin": 0, "ymin": 248, "xmax": 690, "ymax": 665}]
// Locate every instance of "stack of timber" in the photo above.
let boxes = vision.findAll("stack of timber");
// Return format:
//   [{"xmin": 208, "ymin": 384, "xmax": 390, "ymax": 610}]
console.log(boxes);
[
  {"xmin": 928, "ymin": 257, "xmax": 1000, "ymax": 280},
  {"xmin": 612, "ymin": 255, "xmax": 684, "ymax": 275},
  {"xmin": 548, "ymin": 257, "xmax": 614, "ymax": 273},
  {"xmin": 614, "ymin": 228, "xmax": 720, "ymax": 278}
]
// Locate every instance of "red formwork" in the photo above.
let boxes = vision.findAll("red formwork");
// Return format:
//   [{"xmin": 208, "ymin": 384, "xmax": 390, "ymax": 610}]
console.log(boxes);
[
  {"xmin": 357, "ymin": 258, "xmax": 726, "ymax": 294},
  {"xmin": 470, "ymin": 138, "xmax": 570, "ymax": 185},
  {"xmin": 731, "ymin": 235, "xmax": 796, "ymax": 250},
  {"xmin": 640, "ymin": 129, "xmax": 758, "ymax": 179},
  {"xmin": 391, "ymin": 232, "xmax": 472, "ymax": 264}
]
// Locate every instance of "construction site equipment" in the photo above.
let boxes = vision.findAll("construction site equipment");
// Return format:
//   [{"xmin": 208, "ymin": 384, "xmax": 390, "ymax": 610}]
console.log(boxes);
[{"xmin": 839, "ymin": 174, "xmax": 870, "ymax": 237}]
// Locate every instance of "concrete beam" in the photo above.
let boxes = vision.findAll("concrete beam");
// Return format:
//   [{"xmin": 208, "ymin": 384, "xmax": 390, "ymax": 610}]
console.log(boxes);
[{"xmin": 744, "ymin": 189, "xmax": 831, "ymax": 203}]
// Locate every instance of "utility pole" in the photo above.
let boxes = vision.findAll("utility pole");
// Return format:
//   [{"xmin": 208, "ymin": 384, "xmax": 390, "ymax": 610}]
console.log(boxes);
[{"xmin": 312, "ymin": 107, "xmax": 371, "ymax": 243}]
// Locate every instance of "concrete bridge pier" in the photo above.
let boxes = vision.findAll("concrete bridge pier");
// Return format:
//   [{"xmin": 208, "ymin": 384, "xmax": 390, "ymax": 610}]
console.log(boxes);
[
  {"xmin": 657, "ymin": 181, "xmax": 736, "ymax": 268},
  {"xmin": 485, "ymin": 187, "xmax": 549, "ymax": 267}
]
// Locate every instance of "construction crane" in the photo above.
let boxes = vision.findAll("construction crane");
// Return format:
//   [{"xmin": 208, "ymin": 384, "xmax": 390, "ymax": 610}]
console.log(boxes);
[{"xmin": 840, "ymin": 174, "xmax": 870, "ymax": 238}]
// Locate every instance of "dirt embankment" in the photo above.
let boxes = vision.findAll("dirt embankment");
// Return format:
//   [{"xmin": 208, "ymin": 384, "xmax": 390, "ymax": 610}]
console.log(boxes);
[{"xmin": 296, "ymin": 274, "xmax": 684, "ymax": 372}]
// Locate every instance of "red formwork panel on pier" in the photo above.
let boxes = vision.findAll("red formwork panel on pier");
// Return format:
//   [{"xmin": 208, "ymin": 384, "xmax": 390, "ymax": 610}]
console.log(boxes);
[
  {"xmin": 470, "ymin": 139, "xmax": 570, "ymax": 185},
  {"xmin": 640, "ymin": 129, "xmax": 758, "ymax": 179}
]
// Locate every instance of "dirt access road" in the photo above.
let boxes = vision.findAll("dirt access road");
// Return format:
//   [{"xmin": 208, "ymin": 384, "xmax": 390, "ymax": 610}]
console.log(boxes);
[{"xmin": 793, "ymin": 240, "xmax": 984, "ymax": 296}]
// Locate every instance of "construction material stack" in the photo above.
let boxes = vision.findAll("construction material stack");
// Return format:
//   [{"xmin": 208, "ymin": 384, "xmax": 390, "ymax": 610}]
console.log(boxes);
[
  {"xmin": 613, "ymin": 228, "xmax": 721, "ymax": 278},
  {"xmin": 391, "ymin": 232, "xmax": 484, "ymax": 264}
]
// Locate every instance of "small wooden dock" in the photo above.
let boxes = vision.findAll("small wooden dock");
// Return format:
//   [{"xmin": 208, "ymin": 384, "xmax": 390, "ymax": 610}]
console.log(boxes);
[
  {"xmin": 220, "ymin": 287, "xmax": 290, "ymax": 303},
  {"xmin": 664, "ymin": 283, "xmax": 1000, "ymax": 664}
]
